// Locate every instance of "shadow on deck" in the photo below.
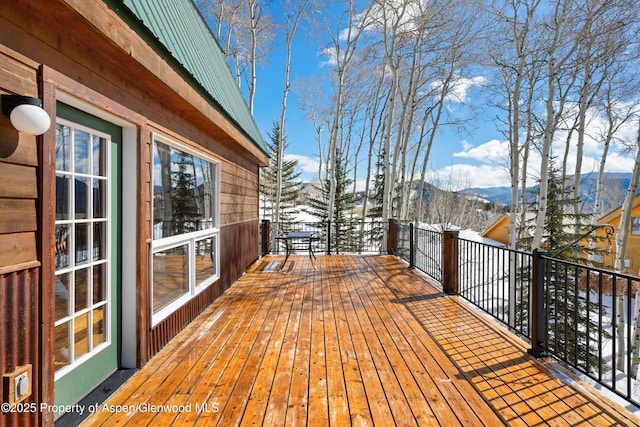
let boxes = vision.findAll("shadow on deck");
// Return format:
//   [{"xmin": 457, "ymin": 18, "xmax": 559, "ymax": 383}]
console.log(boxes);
[{"xmin": 82, "ymin": 255, "xmax": 638, "ymax": 426}]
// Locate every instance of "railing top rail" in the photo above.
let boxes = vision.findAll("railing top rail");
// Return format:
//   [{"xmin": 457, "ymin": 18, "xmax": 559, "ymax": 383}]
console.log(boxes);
[
  {"xmin": 455, "ymin": 236, "xmax": 531, "ymax": 258},
  {"xmin": 541, "ymin": 253, "xmax": 640, "ymax": 281}
]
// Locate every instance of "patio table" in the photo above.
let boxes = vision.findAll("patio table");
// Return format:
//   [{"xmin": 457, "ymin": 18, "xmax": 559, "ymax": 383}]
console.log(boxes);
[{"xmin": 276, "ymin": 231, "xmax": 320, "ymax": 270}]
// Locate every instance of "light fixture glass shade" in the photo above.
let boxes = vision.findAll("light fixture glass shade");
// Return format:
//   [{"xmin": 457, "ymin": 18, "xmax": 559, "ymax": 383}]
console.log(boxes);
[{"xmin": 10, "ymin": 103, "xmax": 51, "ymax": 135}]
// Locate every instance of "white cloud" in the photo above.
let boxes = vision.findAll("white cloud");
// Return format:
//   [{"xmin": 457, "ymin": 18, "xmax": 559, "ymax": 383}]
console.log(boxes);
[
  {"xmin": 426, "ymin": 164, "xmax": 510, "ymax": 191},
  {"xmin": 453, "ymin": 139, "xmax": 508, "ymax": 164},
  {"xmin": 431, "ymin": 75, "xmax": 487, "ymax": 103},
  {"xmin": 460, "ymin": 140, "xmax": 473, "ymax": 151},
  {"xmin": 285, "ymin": 154, "xmax": 319, "ymax": 174}
]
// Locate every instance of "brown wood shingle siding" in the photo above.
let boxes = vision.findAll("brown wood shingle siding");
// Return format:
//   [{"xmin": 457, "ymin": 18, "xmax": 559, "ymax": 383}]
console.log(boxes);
[
  {"xmin": 0, "ymin": 49, "xmax": 40, "ymax": 272},
  {"xmin": 0, "ymin": 50, "xmax": 41, "ymax": 427}
]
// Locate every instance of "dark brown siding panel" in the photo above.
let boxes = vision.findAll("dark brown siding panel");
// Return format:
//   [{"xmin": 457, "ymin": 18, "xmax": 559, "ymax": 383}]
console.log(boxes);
[
  {"xmin": 0, "ymin": 232, "xmax": 37, "ymax": 267},
  {"xmin": 146, "ymin": 220, "xmax": 258, "ymax": 359},
  {"xmin": 219, "ymin": 220, "xmax": 259, "ymax": 286},
  {"xmin": 0, "ymin": 163, "xmax": 37, "ymax": 198},
  {"xmin": 0, "ymin": 267, "xmax": 39, "ymax": 427},
  {"xmin": 0, "ymin": 199, "xmax": 36, "ymax": 234}
]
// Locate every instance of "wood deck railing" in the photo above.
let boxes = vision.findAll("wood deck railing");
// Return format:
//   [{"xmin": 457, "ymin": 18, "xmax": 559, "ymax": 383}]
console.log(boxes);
[{"xmin": 80, "ymin": 255, "xmax": 638, "ymax": 426}]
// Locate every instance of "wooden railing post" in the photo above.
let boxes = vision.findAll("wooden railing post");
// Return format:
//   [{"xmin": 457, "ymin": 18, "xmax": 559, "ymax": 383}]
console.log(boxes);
[
  {"xmin": 387, "ymin": 219, "xmax": 397, "ymax": 254},
  {"xmin": 261, "ymin": 220, "xmax": 271, "ymax": 256},
  {"xmin": 442, "ymin": 230, "xmax": 459, "ymax": 295},
  {"xmin": 528, "ymin": 248, "xmax": 549, "ymax": 357}
]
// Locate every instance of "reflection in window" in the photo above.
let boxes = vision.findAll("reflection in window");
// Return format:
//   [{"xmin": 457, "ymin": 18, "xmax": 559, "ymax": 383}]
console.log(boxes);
[
  {"xmin": 195, "ymin": 237, "xmax": 217, "ymax": 286},
  {"xmin": 153, "ymin": 245, "xmax": 189, "ymax": 312},
  {"xmin": 632, "ymin": 218, "xmax": 640, "ymax": 236},
  {"xmin": 153, "ymin": 140, "xmax": 217, "ymax": 239},
  {"xmin": 54, "ymin": 119, "xmax": 111, "ymax": 377},
  {"xmin": 151, "ymin": 137, "xmax": 219, "ymax": 322}
]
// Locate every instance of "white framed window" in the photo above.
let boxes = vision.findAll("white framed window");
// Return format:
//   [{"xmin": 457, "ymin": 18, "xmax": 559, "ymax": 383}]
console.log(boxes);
[
  {"xmin": 632, "ymin": 217, "xmax": 640, "ymax": 236},
  {"xmin": 151, "ymin": 134, "xmax": 220, "ymax": 324}
]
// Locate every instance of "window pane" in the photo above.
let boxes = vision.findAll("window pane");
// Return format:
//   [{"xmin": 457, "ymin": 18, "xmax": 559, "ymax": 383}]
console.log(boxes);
[
  {"xmin": 74, "ymin": 129, "xmax": 89, "ymax": 174},
  {"xmin": 93, "ymin": 222, "xmax": 106, "ymax": 261},
  {"xmin": 152, "ymin": 140, "xmax": 217, "ymax": 240},
  {"xmin": 75, "ymin": 267, "xmax": 89, "ymax": 312},
  {"xmin": 56, "ymin": 175, "xmax": 70, "ymax": 220},
  {"xmin": 153, "ymin": 245, "xmax": 189, "ymax": 313},
  {"xmin": 75, "ymin": 177, "xmax": 90, "ymax": 219},
  {"xmin": 93, "ymin": 179, "xmax": 107, "ymax": 218},
  {"xmin": 93, "ymin": 263, "xmax": 106, "ymax": 304},
  {"xmin": 74, "ymin": 313, "xmax": 89, "ymax": 357},
  {"xmin": 195, "ymin": 237, "xmax": 216, "ymax": 285},
  {"xmin": 55, "ymin": 273, "xmax": 71, "ymax": 321},
  {"xmin": 93, "ymin": 307, "xmax": 105, "ymax": 347},
  {"xmin": 55, "ymin": 225, "xmax": 71, "ymax": 270},
  {"xmin": 55, "ymin": 322, "xmax": 70, "ymax": 371},
  {"xmin": 75, "ymin": 223, "xmax": 89, "ymax": 265},
  {"xmin": 56, "ymin": 124, "xmax": 71, "ymax": 172},
  {"xmin": 632, "ymin": 218, "xmax": 640, "ymax": 236},
  {"xmin": 93, "ymin": 135, "xmax": 107, "ymax": 176}
]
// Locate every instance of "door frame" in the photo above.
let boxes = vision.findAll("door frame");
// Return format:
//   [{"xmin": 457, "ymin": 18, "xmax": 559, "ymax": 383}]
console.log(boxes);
[{"xmin": 40, "ymin": 66, "xmax": 146, "ymax": 423}]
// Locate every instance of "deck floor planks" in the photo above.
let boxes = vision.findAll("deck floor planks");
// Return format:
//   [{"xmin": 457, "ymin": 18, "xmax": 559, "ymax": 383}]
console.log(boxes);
[
  {"xmin": 321, "ymin": 257, "xmax": 353, "ymax": 426},
  {"xmin": 259, "ymin": 264, "xmax": 308, "ymax": 426},
  {"xmin": 355, "ymin": 256, "xmax": 491, "ymax": 426},
  {"xmin": 336, "ymin": 256, "xmax": 417, "ymax": 425},
  {"xmin": 306, "ymin": 258, "xmax": 330, "ymax": 426},
  {"xmin": 214, "ymin": 268, "xmax": 301, "ymax": 426},
  {"xmin": 285, "ymin": 265, "xmax": 315, "ymax": 426},
  {"xmin": 84, "ymin": 274, "xmax": 264, "ymax": 425},
  {"xmin": 358, "ymin": 256, "xmax": 507, "ymax": 426},
  {"xmin": 171, "ymin": 269, "xmax": 287, "ymax": 425},
  {"xmin": 345, "ymin": 255, "xmax": 442, "ymax": 425},
  {"xmin": 328, "ymin": 257, "xmax": 376, "ymax": 426},
  {"xmin": 82, "ymin": 255, "xmax": 639, "ymax": 427},
  {"xmin": 143, "ymin": 277, "xmax": 275, "ymax": 426},
  {"xmin": 404, "ymin": 278, "xmax": 585, "ymax": 425},
  {"xmin": 176, "ymin": 273, "xmax": 286, "ymax": 425}
]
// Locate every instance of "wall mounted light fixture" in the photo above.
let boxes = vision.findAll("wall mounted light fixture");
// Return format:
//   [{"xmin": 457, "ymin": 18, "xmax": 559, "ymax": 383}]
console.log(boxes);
[{"xmin": 1, "ymin": 94, "xmax": 51, "ymax": 136}]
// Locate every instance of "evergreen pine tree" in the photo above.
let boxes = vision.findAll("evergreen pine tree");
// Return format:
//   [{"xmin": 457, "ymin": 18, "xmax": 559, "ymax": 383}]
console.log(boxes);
[
  {"xmin": 260, "ymin": 122, "xmax": 302, "ymax": 225},
  {"xmin": 172, "ymin": 150, "xmax": 200, "ymax": 234},
  {"xmin": 368, "ymin": 154, "xmax": 385, "ymax": 220},
  {"xmin": 306, "ymin": 151, "xmax": 361, "ymax": 252},
  {"xmin": 366, "ymin": 154, "xmax": 387, "ymax": 251},
  {"xmin": 519, "ymin": 159, "xmax": 609, "ymax": 371}
]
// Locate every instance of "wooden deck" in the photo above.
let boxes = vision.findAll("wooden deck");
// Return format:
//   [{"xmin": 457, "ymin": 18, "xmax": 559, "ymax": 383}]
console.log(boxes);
[{"xmin": 82, "ymin": 255, "xmax": 638, "ymax": 426}]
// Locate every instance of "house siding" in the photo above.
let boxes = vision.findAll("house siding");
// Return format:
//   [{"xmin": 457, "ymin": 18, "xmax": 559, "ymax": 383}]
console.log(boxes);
[{"xmin": 0, "ymin": 1, "xmax": 266, "ymax": 424}]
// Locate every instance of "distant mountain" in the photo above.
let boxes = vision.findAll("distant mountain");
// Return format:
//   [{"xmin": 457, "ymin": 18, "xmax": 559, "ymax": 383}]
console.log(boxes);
[{"xmin": 459, "ymin": 172, "xmax": 634, "ymax": 211}]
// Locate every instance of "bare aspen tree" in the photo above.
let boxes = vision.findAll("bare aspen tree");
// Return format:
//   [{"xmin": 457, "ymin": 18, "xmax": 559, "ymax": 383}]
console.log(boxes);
[
  {"xmin": 530, "ymin": 0, "xmax": 583, "ymax": 250},
  {"xmin": 370, "ymin": 0, "xmax": 412, "ymax": 223},
  {"xmin": 273, "ymin": 0, "xmax": 310, "ymax": 229},
  {"xmin": 360, "ymin": 70, "xmax": 389, "ymax": 220},
  {"xmin": 414, "ymin": 0, "xmax": 484, "ymax": 224},
  {"xmin": 487, "ymin": 0, "xmax": 542, "ymax": 249},
  {"xmin": 589, "ymin": 77, "xmax": 640, "ymax": 251},
  {"xmin": 314, "ymin": 0, "xmax": 372, "ymax": 222},
  {"xmin": 565, "ymin": 3, "xmax": 634, "ymax": 236},
  {"xmin": 614, "ymin": 122, "xmax": 640, "ymax": 369},
  {"xmin": 197, "ymin": 0, "xmax": 274, "ymax": 111}
]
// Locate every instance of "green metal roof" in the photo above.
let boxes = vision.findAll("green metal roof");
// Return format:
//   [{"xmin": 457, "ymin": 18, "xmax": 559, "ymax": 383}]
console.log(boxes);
[{"xmin": 108, "ymin": 0, "xmax": 267, "ymax": 155}]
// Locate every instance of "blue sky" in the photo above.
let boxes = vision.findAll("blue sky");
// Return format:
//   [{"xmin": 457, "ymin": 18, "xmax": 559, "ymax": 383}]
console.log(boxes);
[{"xmin": 245, "ymin": 8, "xmax": 638, "ymax": 192}]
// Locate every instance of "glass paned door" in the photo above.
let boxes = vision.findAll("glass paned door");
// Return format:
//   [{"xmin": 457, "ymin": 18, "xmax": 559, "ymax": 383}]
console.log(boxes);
[
  {"xmin": 53, "ymin": 103, "xmax": 121, "ymax": 415},
  {"xmin": 54, "ymin": 125, "xmax": 110, "ymax": 372}
]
